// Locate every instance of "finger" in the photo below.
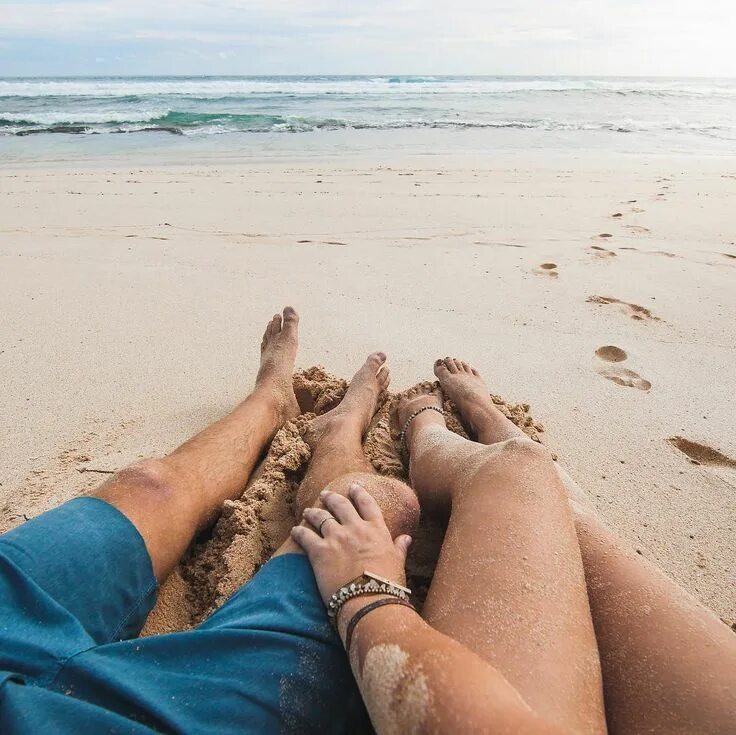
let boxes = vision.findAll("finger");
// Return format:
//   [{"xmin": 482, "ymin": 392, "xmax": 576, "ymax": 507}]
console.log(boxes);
[
  {"xmin": 393, "ymin": 534, "xmax": 413, "ymax": 561},
  {"xmin": 303, "ymin": 507, "xmax": 340, "ymax": 536},
  {"xmin": 290, "ymin": 525, "xmax": 323, "ymax": 556},
  {"xmin": 348, "ymin": 483, "xmax": 383, "ymax": 522},
  {"xmin": 321, "ymin": 490, "xmax": 361, "ymax": 524}
]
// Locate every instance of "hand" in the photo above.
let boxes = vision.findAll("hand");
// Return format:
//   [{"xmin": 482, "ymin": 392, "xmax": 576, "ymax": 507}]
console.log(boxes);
[{"xmin": 290, "ymin": 483, "xmax": 412, "ymax": 607}]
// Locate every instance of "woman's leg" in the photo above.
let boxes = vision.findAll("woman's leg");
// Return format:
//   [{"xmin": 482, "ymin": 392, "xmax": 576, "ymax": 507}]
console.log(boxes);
[
  {"xmin": 276, "ymin": 352, "xmax": 420, "ymax": 557},
  {"xmin": 434, "ymin": 358, "xmax": 736, "ymax": 735},
  {"xmin": 95, "ymin": 307, "xmax": 301, "ymax": 580},
  {"xmin": 397, "ymin": 363, "xmax": 607, "ymax": 734}
]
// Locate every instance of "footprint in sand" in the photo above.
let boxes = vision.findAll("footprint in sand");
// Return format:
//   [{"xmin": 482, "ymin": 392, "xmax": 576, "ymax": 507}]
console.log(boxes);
[
  {"xmin": 589, "ymin": 245, "xmax": 617, "ymax": 258},
  {"xmin": 624, "ymin": 224, "xmax": 651, "ymax": 235},
  {"xmin": 587, "ymin": 296, "xmax": 659, "ymax": 322},
  {"xmin": 594, "ymin": 346, "xmax": 651, "ymax": 390},
  {"xmin": 668, "ymin": 437, "xmax": 736, "ymax": 469},
  {"xmin": 533, "ymin": 262, "xmax": 559, "ymax": 278},
  {"xmin": 595, "ymin": 345, "xmax": 628, "ymax": 362},
  {"xmin": 599, "ymin": 368, "xmax": 652, "ymax": 390}
]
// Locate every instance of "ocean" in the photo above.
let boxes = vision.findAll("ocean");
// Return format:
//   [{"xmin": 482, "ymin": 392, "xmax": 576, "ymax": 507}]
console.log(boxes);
[{"xmin": 2, "ymin": 75, "xmax": 736, "ymax": 159}]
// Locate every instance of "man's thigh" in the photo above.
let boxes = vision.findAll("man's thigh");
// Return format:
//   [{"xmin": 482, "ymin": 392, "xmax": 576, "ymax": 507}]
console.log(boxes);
[
  {"xmin": 0, "ymin": 498, "xmax": 157, "ymax": 683},
  {"xmin": 50, "ymin": 554, "xmax": 370, "ymax": 734}
]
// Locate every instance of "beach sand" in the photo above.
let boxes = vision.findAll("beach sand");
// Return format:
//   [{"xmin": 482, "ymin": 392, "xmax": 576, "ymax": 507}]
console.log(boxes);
[{"xmin": 1, "ymin": 154, "xmax": 734, "ymax": 628}]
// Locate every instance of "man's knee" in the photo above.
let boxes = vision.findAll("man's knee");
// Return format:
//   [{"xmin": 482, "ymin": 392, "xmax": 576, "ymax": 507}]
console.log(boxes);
[
  {"xmin": 324, "ymin": 472, "xmax": 420, "ymax": 538},
  {"xmin": 99, "ymin": 459, "xmax": 183, "ymax": 505}
]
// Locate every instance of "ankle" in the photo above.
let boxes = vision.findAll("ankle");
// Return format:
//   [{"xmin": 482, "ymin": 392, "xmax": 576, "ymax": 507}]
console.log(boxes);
[
  {"xmin": 252, "ymin": 377, "xmax": 299, "ymax": 423},
  {"xmin": 405, "ymin": 412, "xmax": 446, "ymax": 454},
  {"xmin": 246, "ymin": 385, "xmax": 288, "ymax": 426},
  {"xmin": 470, "ymin": 404, "xmax": 525, "ymax": 444},
  {"xmin": 305, "ymin": 411, "xmax": 363, "ymax": 450}
]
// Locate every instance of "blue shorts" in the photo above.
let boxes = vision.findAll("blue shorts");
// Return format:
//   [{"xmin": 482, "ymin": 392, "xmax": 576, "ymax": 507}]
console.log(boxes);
[{"xmin": 0, "ymin": 497, "xmax": 369, "ymax": 733}]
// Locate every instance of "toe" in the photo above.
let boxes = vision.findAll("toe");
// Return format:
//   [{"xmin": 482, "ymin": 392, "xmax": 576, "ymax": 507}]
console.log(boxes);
[
  {"xmin": 272, "ymin": 313, "xmax": 283, "ymax": 334},
  {"xmin": 471, "ymin": 367, "xmax": 480, "ymax": 376},
  {"xmin": 367, "ymin": 352, "xmax": 387, "ymax": 371},
  {"xmin": 433, "ymin": 359, "xmax": 449, "ymax": 378},
  {"xmin": 444, "ymin": 357, "xmax": 458, "ymax": 374},
  {"xmin": 378, "ymin": 367, "xmax": 391, "ymax": 390},
  {"xmin": 282, "ymin": 306, "xmax": 299, "ymax": 334},
  {"xmin": 460, "ymin": 361, "xmax": 471, "ymax": 373}
]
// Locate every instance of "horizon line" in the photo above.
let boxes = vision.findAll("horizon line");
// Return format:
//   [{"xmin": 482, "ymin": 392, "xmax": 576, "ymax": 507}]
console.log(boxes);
[{"xmin": 2, "ymin": 73, "xmax": 736, "ymax": 81}]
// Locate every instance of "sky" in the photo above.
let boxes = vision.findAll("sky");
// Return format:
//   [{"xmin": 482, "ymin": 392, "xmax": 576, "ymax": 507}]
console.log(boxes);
[{"xmin": 2, "ymin": 0, "xmax": 736, "ymax": 77}]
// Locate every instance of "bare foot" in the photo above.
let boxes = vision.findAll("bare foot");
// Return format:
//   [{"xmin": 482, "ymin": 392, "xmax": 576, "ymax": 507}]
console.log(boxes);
[
  {"xmin": 395, "ymin": 383, "xmax": 446, "ymax": 451},
  {"xmin": 306, "ymin": 352, "xmax": 390, "ymax": 446},
  {"xmin": 255, "ymin": 306, "xmax": 300, "ymax": 423},
  {"xmin": 433, "ymin": 357, "xmax": 524, "ymax": 445}
]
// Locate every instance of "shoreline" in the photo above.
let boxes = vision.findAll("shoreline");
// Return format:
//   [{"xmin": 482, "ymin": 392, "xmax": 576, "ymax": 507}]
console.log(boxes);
[{"xmin": 4, "ymin": 125, "xmax": 736, "ymax": 169}]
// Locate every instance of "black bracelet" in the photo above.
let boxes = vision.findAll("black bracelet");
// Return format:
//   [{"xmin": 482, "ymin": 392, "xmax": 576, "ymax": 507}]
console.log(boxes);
[{"xmin": 344, "ymin": 597, "xmax": 415, "ymax": 655}]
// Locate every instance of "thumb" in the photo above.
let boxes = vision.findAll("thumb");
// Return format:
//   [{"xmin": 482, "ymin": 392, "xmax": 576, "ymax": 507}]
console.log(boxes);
[{"xmin": 393, "ymin": 534, "xmax": 413, "ymax": 560}]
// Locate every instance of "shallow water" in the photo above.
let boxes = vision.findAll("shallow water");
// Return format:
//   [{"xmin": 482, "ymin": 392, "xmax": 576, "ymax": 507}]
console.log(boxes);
[{"xmin": 2, "ymin": 75, "xmax": 735, "ymax": 160}]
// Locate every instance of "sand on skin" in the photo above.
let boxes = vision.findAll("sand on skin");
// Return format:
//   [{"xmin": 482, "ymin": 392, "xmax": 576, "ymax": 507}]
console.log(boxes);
[
  {"xmin": 1, "ymin": 154, "xmax": 734, "ymax": 627},
  {"xmin": 143, "ymin": 367, "xmax": 544, "ymax": 633}
]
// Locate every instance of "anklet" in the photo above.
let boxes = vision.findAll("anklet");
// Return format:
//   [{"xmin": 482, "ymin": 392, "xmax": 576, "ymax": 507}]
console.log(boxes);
[{"xmin": 399, "ymin": 405, "xmax": 445, "ymax": 452}]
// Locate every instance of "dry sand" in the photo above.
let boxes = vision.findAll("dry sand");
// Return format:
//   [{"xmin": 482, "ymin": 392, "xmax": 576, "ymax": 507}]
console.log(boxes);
[{"xmin": 1, "ymin": 154, "xmax": 734, "ymax": 628}]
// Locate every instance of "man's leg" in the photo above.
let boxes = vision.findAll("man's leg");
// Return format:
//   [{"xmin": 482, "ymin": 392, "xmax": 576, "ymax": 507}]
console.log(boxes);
[
  {"xmin": 276, "ymin": 352, "xmax": 420, "ymax": 558},
  {"xmin": 397, "ymin": 362, "xmax": 607, "ymax": 734},
  {"xmin": 96, "ymin": 307, "xmax": 301, "ymax": 581},
  {"xmin": 433, "ymin": 358, "xmax": 736, "ymax": 734}
]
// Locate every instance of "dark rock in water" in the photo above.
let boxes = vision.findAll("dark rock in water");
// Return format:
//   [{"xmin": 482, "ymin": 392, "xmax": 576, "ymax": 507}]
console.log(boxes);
[
  {"xmin": 110, "ymin": 126, "xmax": 184, "ymax": 136},
  {"xmin": 141, "ymin": 127, "xmax": 184, "ymax": 136},
  {"xmin": 109, "ymin": 125, "xmax": 184, "ymax": 135},
  {"xmin": 16, "ymin": 125, "xmax": 89, "ymax": 136}
]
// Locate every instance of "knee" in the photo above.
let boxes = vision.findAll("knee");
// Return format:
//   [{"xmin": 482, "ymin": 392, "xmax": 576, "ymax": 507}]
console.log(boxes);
[
  {"xmin": 104, "ymin": 459, "xmax": 182, "ymax": 504},
  {"xmin": 494, "ymin": 436, "xmax": 554, "ymax": 469},
  {"xmin": 463, "ymin": 436, "xmax": 553, "ymax": 478},
  {"xmin": 465, "ymin": 438, "xmax": 562, "ymax": 501},
  {"xmin": 324, "ymin": 473, "xmax": 420, "ymax": 538}
]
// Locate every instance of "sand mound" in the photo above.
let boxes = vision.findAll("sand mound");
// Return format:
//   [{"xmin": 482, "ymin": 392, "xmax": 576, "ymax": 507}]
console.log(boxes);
[{"xmin": 142, "ymin": 367, "xmax": 544, "ymax": 636}]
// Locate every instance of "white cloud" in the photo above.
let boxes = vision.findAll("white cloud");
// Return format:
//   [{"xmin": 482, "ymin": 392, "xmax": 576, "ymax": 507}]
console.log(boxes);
[{"xmin": 1, "ymin": 0, "xmax": 736, "ymax": 75}]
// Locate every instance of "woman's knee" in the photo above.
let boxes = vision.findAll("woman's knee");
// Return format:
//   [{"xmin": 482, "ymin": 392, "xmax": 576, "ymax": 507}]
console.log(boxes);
[
  {"xmin": 495, "ymin": 437, "xmax": 554, "ymax": 467},
  {"xmin": 463, "ymin": 438, "xmax": 563, "ymax": 501},
  {"xmin": 324, "ymin": 472, "xmax": 420, "ymax": 538}
]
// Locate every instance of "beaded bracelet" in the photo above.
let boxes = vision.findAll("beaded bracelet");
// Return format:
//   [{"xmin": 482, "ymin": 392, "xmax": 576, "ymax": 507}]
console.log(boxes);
[{"xmin": 327, "ymin": 571, "xmax": 411, "ymax": 626}]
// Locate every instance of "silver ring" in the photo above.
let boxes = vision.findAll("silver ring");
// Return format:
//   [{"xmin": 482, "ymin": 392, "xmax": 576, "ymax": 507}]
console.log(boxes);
[{"xmin": 318, "ymin": 516, "xmax": 338, "ymax": 536}]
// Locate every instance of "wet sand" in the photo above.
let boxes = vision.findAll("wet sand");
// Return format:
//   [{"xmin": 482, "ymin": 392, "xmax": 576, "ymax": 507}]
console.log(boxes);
[{"xmin": 1, "ymin": 154, "xmax": 734, "ymax": 626}]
